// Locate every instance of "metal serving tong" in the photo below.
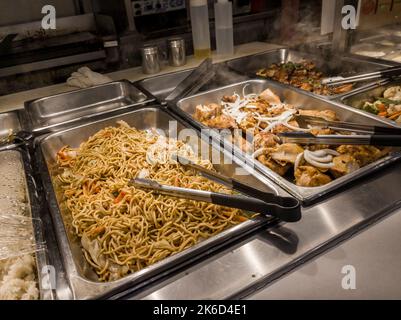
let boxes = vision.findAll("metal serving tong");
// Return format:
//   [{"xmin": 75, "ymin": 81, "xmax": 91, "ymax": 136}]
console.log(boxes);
[
  {"xmin": 279, "ymin": 131, "xmax": 401, "ymax": 146},
  {"xmin": 0, "ymin": 130, "xmax": 33, "ymax": 150},
  {"xmin": 280, "ymin": 114, "xmax": 401, "ymax": 146},
  {"xmin": 294, "ymin": 114, "xmax": 401, "ymax": 135},
  {"xmin": 322, "ymin": 65, "xmax": 401, "ymax": 86},
  {"xmin": 129, "ymin": 155, "xmax": 301, "ymax": 222},
  {"xmin": 164, "ymin": 58, "xmax": 215, "ymax": 105}
]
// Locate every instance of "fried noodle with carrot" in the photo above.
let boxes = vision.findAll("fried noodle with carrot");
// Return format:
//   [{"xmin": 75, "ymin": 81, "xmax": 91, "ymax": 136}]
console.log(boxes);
[{"xmin": 55, "ymin": 121, "xmax": 249, "ymax": 282}]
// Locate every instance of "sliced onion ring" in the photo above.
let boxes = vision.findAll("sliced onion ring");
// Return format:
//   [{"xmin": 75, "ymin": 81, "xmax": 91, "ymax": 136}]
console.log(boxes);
[
  {"xmin": 303, "ymin": 150, "xmax": 335, "ymax": 169},
  {"xmin": 252, "ymin": 148, "xmax": 268, "ymax": 158}
]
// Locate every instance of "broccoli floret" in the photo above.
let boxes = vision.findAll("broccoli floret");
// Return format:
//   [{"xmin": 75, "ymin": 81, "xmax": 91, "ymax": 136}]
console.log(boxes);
[{"xmin": 362, "ymin": 102, "xmax": 379, "ymax": 114}]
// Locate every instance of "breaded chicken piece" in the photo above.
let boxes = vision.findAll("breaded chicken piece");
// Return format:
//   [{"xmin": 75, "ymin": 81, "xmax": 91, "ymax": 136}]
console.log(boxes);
[
  {"xmin": 257, "ymin": 154, "xmax": 291, "ymax": 176},
  {"xmin": 295, "ymin": 165, "xmax": 332, "ymax": 187},
  {"xmin": 330, "ymin": 154, "xmax": 360, "ymax": 178},
  {"xmin": 298, "ymin": 109, "xmax": 338, "ymax": 121}
]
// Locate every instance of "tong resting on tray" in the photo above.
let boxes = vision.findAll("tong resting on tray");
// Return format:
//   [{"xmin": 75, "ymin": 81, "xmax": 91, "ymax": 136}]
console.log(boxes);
[
  {"xmin": 322, "ymin": 65, "xmax": 401, "ymax": 86},
  {"xmin": 279, "ymin": 114, "xmax": 401, "ymax": 146},
  {"xmin": 129, "ymin": 155, "xmax": 301, "ymax": 223}
]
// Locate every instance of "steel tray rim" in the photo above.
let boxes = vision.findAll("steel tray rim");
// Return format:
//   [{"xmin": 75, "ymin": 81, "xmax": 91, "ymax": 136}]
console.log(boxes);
[
  {"xmin": 24, "ymin": 80, "xmax": 155, "ymax": 135},
  {"xmin": 339, "ymin": 78, "xmax": 401, "ymax": 129},
  {"xmin": 0, "ymin": 146, "xmax": 54, "ymax": 300}
]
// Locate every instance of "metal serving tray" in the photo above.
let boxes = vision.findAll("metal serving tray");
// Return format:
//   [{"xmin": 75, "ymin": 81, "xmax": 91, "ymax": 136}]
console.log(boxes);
[
  {"xmin": 226, "ymin": 48, "xmax": 393, "ymax": 100},
  {"xmin": 175, "ymin": 79, "xmax": 401, "ymax": 204},
  {"xmin": 24, "ymin": 80, "xmax": 153, "ymax": 135},
  {"xmin": 350, "ymin": 43, "xmax": 398, "ymax": 61},
  {"xmin": 36, "ymin": 105, "xmax": 287, "ymax": 299},
  {"xmin": 136, "ymin": 66, "xmax": 248, "ymax": 102},
  {"xmin": 0, "ymin": 110, "xmax": 22, "ymax": 148},
  {"xmin": 377, "ymin": 25, "xmax": 401, "ymax": 38},
  {"xmin": 358, "ymin": 34, "xmax": 401, "ymax": 49},
  {"xmin": 137, "ymin": 69, "xmax": 194, "ymax": 101},
  {"xmin": 340, "ymin": 79, "xmax": 401, "ymax": 127},
  {"xmin": 0, "ymin": 148, "xmax": 53, "ymax": 300}
]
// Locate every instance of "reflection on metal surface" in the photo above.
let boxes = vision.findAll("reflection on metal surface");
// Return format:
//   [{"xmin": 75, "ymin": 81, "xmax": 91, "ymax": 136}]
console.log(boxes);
[
  {"xmin": 125, "ymin": 162, "xmax": 401, "ymax": 300},
  {"xmin": 241, "ymin": 245, "xmax": 266, "ymax": 276},
  {"xmin": 319, "ymin": 207, "xmax": 339, "ymax": 234},
  {"xmin": 257, "ymin": 227, "xmax": 299, "ymax": 255},
  {"xmin": 25, "ymin": 81, "xmax": 152, "ymax": 135}
]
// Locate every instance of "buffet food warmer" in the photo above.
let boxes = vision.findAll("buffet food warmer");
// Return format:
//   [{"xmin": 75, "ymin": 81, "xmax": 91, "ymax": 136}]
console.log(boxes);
[
  {"xmin": 2, "ymin": 50, "xmax": 401, "ymax": 300},
  {"xmin": 226, "ymin": 48, "xmax": 394, "ymax": 100},
  {"xmin": 174, "ymin": 79, "xmax": 401, "ymax": 203},
  {"xmin": 0, "ymin": 137, "xmax": 54, "ymax": 299},
  {"xmin": 36, "ymin": 105, "xmax": 283, "ymax": 299}
]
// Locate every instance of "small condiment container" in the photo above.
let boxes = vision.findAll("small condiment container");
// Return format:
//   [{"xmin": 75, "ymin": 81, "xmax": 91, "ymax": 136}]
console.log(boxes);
[
  {"xmin": 141, "ymin": 45, "xmax": 161, "ymax": 74},
  {"xmin": 167, "ymin": 37, "xmax": 186, "ymax": 67}
]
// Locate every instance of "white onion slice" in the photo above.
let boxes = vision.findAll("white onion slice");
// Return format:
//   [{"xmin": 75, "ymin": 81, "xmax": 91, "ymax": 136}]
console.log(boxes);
[
  {"xmin": 303, "ymin": 150, "xmax": 334, "ymax": 169},
  {"xmin": 304, "ymin": 150, "xmax": 333, "ymax": 163},
  {"xmin": 294, "ymin": 152, "xmax": 304, "ymax": 171},
  {"xmin": 252, "ymin": 148, "xmax": 268, "ymax": 158}
]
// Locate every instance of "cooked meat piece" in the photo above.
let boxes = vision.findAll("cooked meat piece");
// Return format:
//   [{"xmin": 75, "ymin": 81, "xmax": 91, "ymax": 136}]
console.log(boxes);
[
  {"xmin": 299, "ymin": 82, "xmax": 313, "ymax": 92},
  {"xmin": 204, "ymin": 114, "xmax": 237, "ymax": 129},
  {"xmin": 387, "ymin": 104, "xmax": 401, "ymax": 116},
  {"xmin": 271, "ymin": 124, "xmax": 293, "ymax": 134},
  {"xmin": 383, "ymin": 86, "xmax": 401, "ymax": 101},
  {"xmin": 267, "ymin": 105, "xmax": 294, "ymax": 117},
  {"xmin": 268, "ymin": 143, "xmax": 304, "ymax": 165},
  {"xmin": 259, "ymin": 88, "xmax": 282, "ymax": 105},
  {"xmin": 257, "ymin": 61, "xmax": 353, "ymax": 96},
  {"xmin": 295, "ymin": 165, "xmax": 332, "ymax": 187},
  {"xmin": 276, "ymin": 68, "xmax": 289, "ymax": 83},
  {"xmin": 239, "ymin": 114, "xmax": 258, "ymax": 132},
  {"xmin": 303, "ymin": 61, "xmax": 316, "ymax": 70},
  {"xmin": 330, "ymin": 154, "xmax": 360, "ymax": 178},
  {"xmin": 194, "ymin": 103, "xmax": 222, "ymax": 122},
  {"xmin": 298, "ymin": 109, "xmax": 338, "ymax": 121},
  {"xmin": 306, "ymin": 144, "xmax": 332, "ymax": 152},
  {"xmin": 222, "ymin": 95, "xmax": 237, "ymax": 103},
  {"xmin": 332, "ymin": 83, "xmax": 354, "ymax": 94},
  {"xmin": 253, "ymin": 132, "xmax": 279, "ymax": 150},
  {"xmin": 336, "ymin": 145, "xmax": 382, "ymax": 166},
  {"xmin": 309, "ymin": 128, "xmax": 334, "ymax": 135},
  {"xmin": 257, "ymin": 154, "xmax": 291, "ymax": 176},
  {"xmin": 251, "ymin": 100, "xmax": 271, "ymax": 114}
]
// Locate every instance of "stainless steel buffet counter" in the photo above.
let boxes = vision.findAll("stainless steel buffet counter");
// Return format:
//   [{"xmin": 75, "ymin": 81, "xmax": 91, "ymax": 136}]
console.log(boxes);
[
  {"xmin": 249, "ymin": 205, "xmax": 401, "ymax": 300},
  {"xmin": 2, "ymin": 45, "xmax": 401, "ymax": 300},
  {"xmin": 124, "ymin": 161, "xmax": 401, "ymax": 300}
]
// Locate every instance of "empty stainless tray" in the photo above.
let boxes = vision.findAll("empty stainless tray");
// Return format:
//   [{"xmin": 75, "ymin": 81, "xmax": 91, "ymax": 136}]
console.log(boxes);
[
  {"xmin": 136, "ymin": 67, "xmax": 248, "ymax": 102},
  {"xmin": 137, "ymin": 69, "xmax": 194, "ymax": 101},
  {"xmin": 24, "ymin": 80, "xmax": 153, "ymax": 134}
]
